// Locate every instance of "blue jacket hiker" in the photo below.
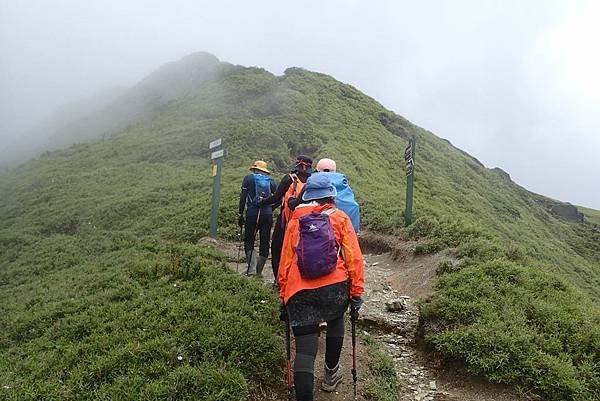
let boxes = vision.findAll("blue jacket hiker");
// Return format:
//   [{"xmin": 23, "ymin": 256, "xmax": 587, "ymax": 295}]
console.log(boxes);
[
  {"xmin": 238, "ymin": 160, "xmax": 277, "ymax": 276},
  {"xmin": 288, "ymin": 158, "xmax": 361, "ymax": 232}
]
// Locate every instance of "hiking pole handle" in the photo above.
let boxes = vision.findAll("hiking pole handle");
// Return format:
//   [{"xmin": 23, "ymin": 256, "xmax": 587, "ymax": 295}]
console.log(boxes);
[{"xmin": 350, "ymin": 303, "xmax": 359, "ymax": 321}]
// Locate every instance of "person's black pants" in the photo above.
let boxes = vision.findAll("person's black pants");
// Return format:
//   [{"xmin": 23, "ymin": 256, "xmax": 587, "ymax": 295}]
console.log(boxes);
[
  {"xmin": 271, "ymin": 214, "xmax": 285, "ymax": 279},
  {"xmin": 292, "ymin": 315, "xmax": 346, "ymax": 401},
  {"xmin": 244, "ymin": 212, "xmax": 272, "ymax": 257}
]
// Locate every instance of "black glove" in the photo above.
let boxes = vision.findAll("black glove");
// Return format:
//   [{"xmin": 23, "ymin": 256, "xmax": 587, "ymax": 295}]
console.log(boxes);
[
  {"xmin": 350, "ymin": 296, "xmax": 363, "ymax": 318},
  {"xmin": 279, "ymin": 303, "xmax": 287, "ymax": 322},
  {"xmin": 287, "ymin": 196, "xmax": 300, "ymax": 211},
  {"xmin": 238, "ymin": 214, "xmax": 245, "ymax": 227}
]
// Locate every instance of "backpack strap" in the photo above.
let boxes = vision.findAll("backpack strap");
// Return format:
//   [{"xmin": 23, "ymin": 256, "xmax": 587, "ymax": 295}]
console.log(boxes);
[
  {"xmin": 321, "ymin": 208, "xmax": 342, "ymax": 258},
  {"xmin": 289, "ymin": 173, "xmax": 299, "ymax": 195},
  {"xmin": 282, "ymin": 173, "xmax": 300, "ymax": 228},
  {"xmin": 247, "ymin": 173, "xmax": 259, "ymax": 205},
  {"xmin": 322, "ymin": 207, "xmax": 338, "ymax": 216}
]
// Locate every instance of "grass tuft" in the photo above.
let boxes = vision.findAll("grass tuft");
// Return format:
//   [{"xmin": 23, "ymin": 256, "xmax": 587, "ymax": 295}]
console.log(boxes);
[{"xmin": 362, "ymin": 335, "xmax": 400, "ymax": 401}]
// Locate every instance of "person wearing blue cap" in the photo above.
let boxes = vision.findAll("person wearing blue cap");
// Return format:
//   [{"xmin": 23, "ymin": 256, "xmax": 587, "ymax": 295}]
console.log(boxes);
[{"xmin": 278, "ymin": 173, "xmax": 365, "ymax": 401}]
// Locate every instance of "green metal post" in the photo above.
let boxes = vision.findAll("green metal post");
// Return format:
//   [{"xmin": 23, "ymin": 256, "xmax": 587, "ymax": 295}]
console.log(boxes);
[
  {"xmin": 404, "ymin": 137, "xmax": 416, "ymax": 226},
  {"xmin": 209, "ymin": 157, "xmax": 223, "ymax": 238}
]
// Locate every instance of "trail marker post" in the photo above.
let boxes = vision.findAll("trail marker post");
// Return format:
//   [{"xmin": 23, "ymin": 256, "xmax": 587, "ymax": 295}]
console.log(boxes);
[
  {"xmin": 404, "ymin": 137, "xmax": 416, "ymax": 226},
  {"xmin": 209, "ymin": 139, "xmax": 225, "ymax": 238}
]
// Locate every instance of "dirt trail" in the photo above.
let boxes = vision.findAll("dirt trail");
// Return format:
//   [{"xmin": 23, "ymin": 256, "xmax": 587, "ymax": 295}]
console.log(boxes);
[
  {"xmin": 360, "ymin": 252, "xmax": 528, "ymax": 401},
  {"xmin": 201, "ymin": 236, "xmax": 531, "ymax": 401}
]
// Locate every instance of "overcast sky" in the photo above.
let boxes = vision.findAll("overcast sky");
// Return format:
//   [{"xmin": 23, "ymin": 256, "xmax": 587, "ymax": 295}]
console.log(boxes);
[{"xmin": 1, "ymin": 0, "xmax": 599, "ymax": 208}]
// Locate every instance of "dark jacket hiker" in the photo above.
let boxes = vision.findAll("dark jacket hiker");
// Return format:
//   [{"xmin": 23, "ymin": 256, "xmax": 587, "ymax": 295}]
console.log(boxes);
[{"xmin": 238, "ymin": 160, "xmax": 277, "ymax": 276}]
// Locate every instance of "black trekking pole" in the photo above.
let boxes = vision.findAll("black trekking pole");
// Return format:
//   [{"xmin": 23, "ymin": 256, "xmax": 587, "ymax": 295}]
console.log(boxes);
[
  {"xmin": 236, "ymin": 225, "xmax": 243, "ymax": 273},
  {"xmin": 350, "ymin": 302, "xmax": 358, "ymax": 400},
  {"xmin": 246, "ymin": 208, "xmax": 261, "ymax": 275},
  {"xmin": 285, "ymin": 309, "xmax": 293, "ymax": 401}
]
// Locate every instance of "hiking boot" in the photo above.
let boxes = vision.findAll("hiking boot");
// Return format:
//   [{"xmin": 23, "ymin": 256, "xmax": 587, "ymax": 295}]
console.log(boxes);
[
  {"xmin": 321, "ymin": 362, "xmax": 343, "ymax": 392},
  {"xmin": 256, "ymin": 256, "xmax": 268, "ymax": 277},
  {"xmin": 245, "ymin": 250, "xmax": 257, "ymax": 275}
]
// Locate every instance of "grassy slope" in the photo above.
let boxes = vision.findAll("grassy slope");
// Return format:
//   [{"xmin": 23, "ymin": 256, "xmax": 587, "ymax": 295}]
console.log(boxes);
[
  {"xmin": 580, "ymin": 205, "xmax": 600, "ymax": 226},
  {"xmin": 0, "ymin": 235, "xmax": 283, "ymax": 400},
  {"xmin": 1, "ymin": 57, "xmax": 599, "ymax": 399}
]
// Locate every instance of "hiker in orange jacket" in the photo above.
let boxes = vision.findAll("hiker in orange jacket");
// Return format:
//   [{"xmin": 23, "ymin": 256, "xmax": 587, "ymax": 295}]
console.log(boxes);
[
  {"xmin": 258, "ymin": 155, "xmax": 313, "ymax": 284},
  {"xmin": 278, "ymin": 173, "xmax": 365, "ymax": 401}
]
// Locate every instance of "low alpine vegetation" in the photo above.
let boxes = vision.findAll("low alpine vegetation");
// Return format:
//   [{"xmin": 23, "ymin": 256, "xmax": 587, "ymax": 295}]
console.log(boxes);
[
  {"xmin": 0, "ymin": 236, "xmax": 283, "ymax": 400},
  {"xmin": 408, "ymin": 216, "xmax": 600, "ymax": 400}
]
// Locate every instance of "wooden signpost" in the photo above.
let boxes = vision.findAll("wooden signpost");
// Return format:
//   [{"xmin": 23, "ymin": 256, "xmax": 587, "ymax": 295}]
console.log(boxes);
[{"xmin": 209, "ymin": 139, "xmax": 225, "ymax": 238}]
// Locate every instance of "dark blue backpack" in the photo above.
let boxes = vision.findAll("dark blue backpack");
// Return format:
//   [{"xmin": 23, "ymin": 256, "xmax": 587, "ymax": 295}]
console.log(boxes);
[
  {"xmin": 249, "ymin": 173, "xmax": 272, "ymax": 206},
  {"xmin": 296, "ymin": 208, "xmax": 339, "ymax": 279}
]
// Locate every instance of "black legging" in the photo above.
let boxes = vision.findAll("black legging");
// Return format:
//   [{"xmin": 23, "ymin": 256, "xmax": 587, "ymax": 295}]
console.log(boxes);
[
  {"xmin": 244, "ymin": 212, "xmax": 272, "ymax": 257},
  {"xmin": 270, "ymin": 213, "xmax": 285, "ymax": 278},
  {"xmin": 293, "ymin": 315, "xmax": 346, "ymax": 401}
]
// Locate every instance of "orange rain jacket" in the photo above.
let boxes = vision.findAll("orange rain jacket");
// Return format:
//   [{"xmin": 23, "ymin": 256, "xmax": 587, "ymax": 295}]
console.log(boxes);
[
  {"xmin": 282, "ymin": 173, "xmax": 305, "ymax": 226},
  {"xmin": 278, "ymin": 203, "xmax": 365, "ymax": 304}
]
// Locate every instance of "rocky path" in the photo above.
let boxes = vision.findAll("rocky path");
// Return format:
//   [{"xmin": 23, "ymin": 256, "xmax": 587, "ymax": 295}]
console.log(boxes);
[
  {"xmin": 201, "ymin": 236, "xmax": 531, "ymax": 401},
  {"xmin": 360, "ymin": 250, "xmax": 529, "ymax": 401}
]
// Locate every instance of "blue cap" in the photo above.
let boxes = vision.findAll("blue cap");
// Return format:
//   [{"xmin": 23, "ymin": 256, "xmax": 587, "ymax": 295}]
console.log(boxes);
[{"xmin": 302, "ymin": 173, "xmax": 337, "ymax": 201}]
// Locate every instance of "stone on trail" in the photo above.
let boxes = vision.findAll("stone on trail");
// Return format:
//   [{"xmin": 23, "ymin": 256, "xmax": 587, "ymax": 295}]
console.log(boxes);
[{"xmin": 386, "ymin": 299, "xmax": 407, "ymax": 312}]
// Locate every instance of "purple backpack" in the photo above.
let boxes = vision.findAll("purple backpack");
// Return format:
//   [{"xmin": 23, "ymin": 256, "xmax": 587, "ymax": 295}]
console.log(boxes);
[{"xmin": 296, "ymin": 208, "xmax": 339, "ymax": 279}]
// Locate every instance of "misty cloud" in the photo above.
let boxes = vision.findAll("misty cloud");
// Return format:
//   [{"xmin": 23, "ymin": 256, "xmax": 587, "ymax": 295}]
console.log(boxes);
[{"xmin": 0, "ymin": 0, "xmax": 598, "ymax": 207}]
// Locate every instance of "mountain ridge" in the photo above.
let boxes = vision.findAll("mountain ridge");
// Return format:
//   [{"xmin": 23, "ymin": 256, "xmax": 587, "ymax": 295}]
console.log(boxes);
[{"xmin": 1, "ymin": 52, "xmax": 599, "ymax": 400}]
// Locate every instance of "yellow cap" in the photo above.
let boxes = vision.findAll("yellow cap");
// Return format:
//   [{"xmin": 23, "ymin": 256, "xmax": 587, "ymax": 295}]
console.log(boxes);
[{"xmin": 249, "ymin": 160, "xmax": 271, "ymax": 174}]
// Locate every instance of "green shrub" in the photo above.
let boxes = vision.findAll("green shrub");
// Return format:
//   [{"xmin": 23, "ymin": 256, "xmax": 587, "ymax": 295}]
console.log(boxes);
[
  {"xmin": 406, "ymin": 216, "xmax": 438, "ymax": 239},
  {"xmin": 456, "ymin": 237, "xmax": 503, "ymax": 260},
  {"xmin": 435, "ymin": 260, "xmax": 461, "ymax": 276},
  {"xmin": 420, "ymin": 259, "xmax": 600, "ymax": 401},
  {"xmin": 414, "ymin": 239, "xmax": 445, "ymax": 254},
  {"xmin": 0, "ymin": 238, "xmax": 283, "ymax": 400},
  {"xmin": 140, "ymin": 364, "xmax": 249, "ymax": 401},
  {"xmin": 362, "ymin": 335, "xmax": 400, "ymax": 401}
]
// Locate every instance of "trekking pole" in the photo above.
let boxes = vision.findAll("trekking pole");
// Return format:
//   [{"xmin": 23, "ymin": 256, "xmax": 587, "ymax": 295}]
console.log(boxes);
[
  {"xmin": 285, "ymin": 309, "xmax": 293, "ymax": 401},
  {"xmin": 350, "ymin": 302, "xmax": 358, "ymax": 400},
  {"xmin": 247, "ymin": 192, "xmax": 265, "ymax": 275},
  {"xmin": 247, "ymin": 208, "xmax": 261, "ymax": 275},
  {"xmin": 236, "ymin": 225, "xmax": 243, "ymax": 273}
]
